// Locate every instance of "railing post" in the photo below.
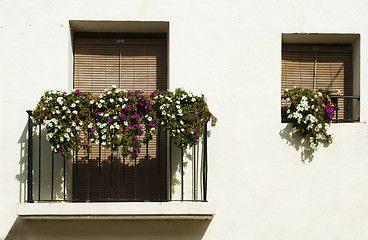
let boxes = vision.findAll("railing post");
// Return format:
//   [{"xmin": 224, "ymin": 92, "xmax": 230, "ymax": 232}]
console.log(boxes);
[
  {"xmin": 203, "ymin": 122, "xmax": 208, "ymax": 202},
  {"xmin": 26, "ymin": 110, "xmax": 34, "ymax": 203}
]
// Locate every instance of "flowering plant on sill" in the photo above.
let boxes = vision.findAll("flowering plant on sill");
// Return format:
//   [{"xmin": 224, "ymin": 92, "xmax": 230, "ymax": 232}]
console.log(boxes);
[
  {"xmin": 283, "ymin": 87, "xmax": 336, "ymax": 150},
  {"xmin": 32, "ymin": 86, "xmax": 217, "ymax": 159}
]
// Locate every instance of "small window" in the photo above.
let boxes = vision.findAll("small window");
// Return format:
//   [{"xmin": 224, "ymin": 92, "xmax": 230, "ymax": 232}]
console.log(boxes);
[{"xmin": 281, "ymin": 43, "xmax": 359, "ymax": 122}]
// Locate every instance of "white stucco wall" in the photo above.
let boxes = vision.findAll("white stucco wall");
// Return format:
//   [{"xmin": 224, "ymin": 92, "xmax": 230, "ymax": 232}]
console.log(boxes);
[{"xmin": 2, "ymin": 0, "xmax": 368, "ymax": 239}]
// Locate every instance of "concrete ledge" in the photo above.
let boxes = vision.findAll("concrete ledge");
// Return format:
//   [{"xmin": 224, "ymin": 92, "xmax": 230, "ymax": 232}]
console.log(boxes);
[{"xmin": 17, "ymin": 202, "xmax": 215, "ymax": 220}]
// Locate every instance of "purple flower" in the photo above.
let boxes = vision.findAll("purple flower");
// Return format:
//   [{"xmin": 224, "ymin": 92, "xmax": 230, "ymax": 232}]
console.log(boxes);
[
  {"xmin": 91, "ymin": 127, "xmax": 95, "ymax": 131},
  {"xmin": 150, "ymin": 92, "xmax": 155, "ymax": 97},
  {"xmin": 140, "ymin": 131, "xmax": 144, "ymax": 135},
  {"xmin": 119, "ymin": 113, "xmax": 126, "ymax": 120},
  {"xmin": 150, "ymin": 122, "xmax": 154, "ymax": 127},
  {"xmin": 134, "ymin": 90, "xmax": 139, "ymax": 94},
  {"xmin": 82, "ymin": 96, "xmax": 85, "ymax": 99},
  {"xmin": 58, "ymin": 149, "xmax": 63, "ymax": 154},
  {"xmin": 145, "ymin": 104, "xmax": 150, "ymax": 108},
  {"xmin": 195, "ymin": 111, "xmax": 198, "ymax": 115},
  {"xmin": 139, "ymin": 102, "xmax": 144, "ymax": 106},
  {"xmin": 196, "ymin": 137, "xmax": 199, "ymax": 140},
  {"xmin": 128, "ymin": 90, "xmax": 131, "ymax": 94},
  {"xmin": 140, "ymin": 95, "xmax": 144, "ymax": 98},
  {"xmin": 208, "ymin": 117, "xmax": 211, "ymax": 122},
  {"xmin": 125, "ymin": 106, "xmax": 131, "ymax": 110},
  {"xmin": 329, "ymin": 113, "xmax": 335, "ymax": 119},
  {"xmin": 194, "ymin": 130, "xmax": 198, "ymax": 134},
  {"xmin": 75, "ymin": 90, "xmax": 80, "ymax": 94},
  {"xmin": 108, "ymin": 118, "xmax": 112, "ymax": 123},
  {"xmin": 132, "ymin": 106, "xmax": 135, "ymax": 110},
  {"xmin": 146, "ymin": 99, "xmax": 150, "ymax": 103},
  {"xmin": 135, "ymin": 137, "xmax": 138, "ymax": 143},
  {"xmin": 62, "ymin": 92, "xmax": 67, "ymax": 95},
  {"xmin": 133, "ymin": 113, "xmax": 140, "ymax": 118},
  {"xmin": 153, "ymin": 118, "xmax": 157, "ymax": 121},
  {"xmin": 128, "ymin": 126, "xmax": 133, "ymax": 130},
  {"xmin": 84, "ymin": 143, "xmax": 87, "ymax": 146},
  {"xmin": 136, "ymin": 148, "xmax": 140, "ymax": 153},
  {"xmin": 98, "ymin": 112, "xmax": 103, "ymax": 115},
  {"xmin": 136, "ymin": 124, "xmax": 141, "ymax": 128}
]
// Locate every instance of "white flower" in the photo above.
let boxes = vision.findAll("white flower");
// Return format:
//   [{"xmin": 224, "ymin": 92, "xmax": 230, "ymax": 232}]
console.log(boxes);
[
  {"xmin": 56, "ymin": 110, "xmax": 60, "ymax": 114},
  {"xmin": 94, "ymin": 131, "xmax": 98, "ymax": 136},
  {"xmin": 60, "ymin": 137, "xmax": 64, "ymax": 142},
  {"xmin": 95, "ymin": 140, "xmax": 99, "ymax": 144},
  {"xmin": 191, "ymin": 98, "xmax": 196, "ymax": 102},
  {"xmin": 112, "ymin": 85, "xmax": 116, "ymax": 88},
  {"xmin": 102, "ymin": 142, "xmax": 106, "ymax": 146},
  {"xmin": 109, "ymin": 99, "xmax": 114, "ymax": 103},
  {"xmin": 119, "ymin": 98, "xmax": 123, "ymax": 102},
  {"xmin": 181, "ymin": 128, "xmax": 185, "ymax": 132},
  {"xmin": 286, "ymin": 98, "xmax": 290, "ymax": 102},
  {"xmin": 101, "ymin": 135, "xmax": 106, "ymax": 140},
  {"xmin": 88, "ymin": 123, "xmax": 93, "ymax": 128},
  {"xmin": 76, "ymin": 100, "xmax": 80, "ymax": 104},
  {"xmin": 104, "ymin": 113, "xmax": 109, "ymax": 117},
  {"xmin": 79, "ymin": 121, "xmax": 83, "ymax": 125},
  {"xmin": 148, "ymin": 117, "xmax": 152, "ymax": 121},
  {"xmin": 67, "ymin": 110, "xmax": 71, "ymax": 114},
  {"xmin": 176, "ymin": 105, "xmax": 180, "ymax": 109},
  {"xmin": 66, "ymin": 128, "xmax": 71, "ymax": 133},
  {"xmin": 100, "ymin": 100, "xmax": 105, "ymax": 103},
  {"xmin": 73, "ymin": 110, "xmax": 78, "ymax": 114},
  {"xmin": 72, "ymin": 122, "xmax": 76, "ymax": 127},
  {"xmin": 98, "ymin": 104, "xmax": 102, "ymax": 108},
  {"xmin": 71, "ymin": 103, "xmax": 76, "ymax": 108},
  {"xmin": 180, "ymin": 120, "xmax": 184, "ymax": 125},
  {"xmin": 62, "ymin": 106, "xmax": 67, "ymax": 110},
  {"xmin": 107, "ymin": 91, "xmax": 111, "ymax": 95},
  {"xmin": 76, "ymin": 126, "xmax": 80, "ymax": 130},
  {"xmin": 90, "ymin": 100, "xmax": 94, "ymax": 104},
  {"xmin": 177, "ymin": 129, "xmax": 180, "ymax": 133}
]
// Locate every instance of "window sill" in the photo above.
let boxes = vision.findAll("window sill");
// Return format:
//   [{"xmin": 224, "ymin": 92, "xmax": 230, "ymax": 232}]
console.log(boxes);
[{"xmin": 17, "ymin": 202, "xmax": 215, "ymax": 220}]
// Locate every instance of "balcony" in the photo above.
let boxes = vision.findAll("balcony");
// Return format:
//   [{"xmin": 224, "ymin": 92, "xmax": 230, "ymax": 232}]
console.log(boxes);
[
  {"xmin": 18, "ymin": 111, "xmax": 214, "ymax": 220},
  {"xmin": 281, "ymin": 95, "xmax": 360, "ymax": 123}
]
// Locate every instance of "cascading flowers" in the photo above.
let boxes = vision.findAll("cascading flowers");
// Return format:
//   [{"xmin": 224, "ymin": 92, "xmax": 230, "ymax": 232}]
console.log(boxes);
[
  {"xmin": 32, "ymin": 86, "xmax": 217, "ymax": 159},
  {"xmin": 284, "ymin": 87, "xmax": 336, "ymax": 150}
]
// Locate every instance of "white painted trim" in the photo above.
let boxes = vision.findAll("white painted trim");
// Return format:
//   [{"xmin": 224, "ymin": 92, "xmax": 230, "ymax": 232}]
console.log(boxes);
[{"xmin": 17, "ymin": 202, "xmax": 215, "ymax": 220}]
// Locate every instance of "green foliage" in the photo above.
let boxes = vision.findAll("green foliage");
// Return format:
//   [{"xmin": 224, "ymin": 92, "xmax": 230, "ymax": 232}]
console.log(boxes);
[
  {"xmin": 32, "ymin": 87, "xmax": 217, "ymax": 159},
  {"xmin": 283, "ymin": 87, "xmax": 336, "ymax": 150}
]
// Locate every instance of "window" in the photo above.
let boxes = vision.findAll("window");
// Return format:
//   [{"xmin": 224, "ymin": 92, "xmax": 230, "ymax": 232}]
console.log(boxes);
[
  {"xmin": 73, "ymin": 33, "xmax": 168, "ymax": 201},
  {"xmin": 281, "ymin": 41, "xmax": 359, "ymax": 122}
]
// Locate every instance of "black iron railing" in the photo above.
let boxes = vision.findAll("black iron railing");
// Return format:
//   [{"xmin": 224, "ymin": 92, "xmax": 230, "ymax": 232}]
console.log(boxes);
[
  {"xmin": 26, "ymin": 111, "xmax": 208, "ymax": 203},
  {"xmin": 281, "ymin": 95, "xmax": 360, "ymax": 123}
]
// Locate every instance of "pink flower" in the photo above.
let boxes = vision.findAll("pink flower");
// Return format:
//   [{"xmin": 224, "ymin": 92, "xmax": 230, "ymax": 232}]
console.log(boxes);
[
  {"xmin": 58, "ymin": 149, "xmax": 63, "ymax": 154},
  {"xmin": 136, "ymin": 124, "xmax": 141, "ymax": 128},
  {"xmin": 98, "ymin": 112, "xmax": 103, "ymax": 115},
  {"xmin": 91, "ymin": 127, "xmax": 95, "ymax": 131},
  {"xmin": 128, "ymin": 126, "xmax": 133, "ymax": 130},
  {"xmin": 133, "ymin": 113, "xmax": 139, "ymax": 118},
  {"xmin": 84, "ymin": 143, "xmax": 87, "ymax": 146},
  {"xmin": 108, "ymin": 118, "xmax": 112, "ymax": 123},
  {"xmin": 195, "ymin": 111, "xmax": 198, "ymax": 115},
  {"xmin": 125, "ymin": 106, "xmax": 131, "ymax": 110}
]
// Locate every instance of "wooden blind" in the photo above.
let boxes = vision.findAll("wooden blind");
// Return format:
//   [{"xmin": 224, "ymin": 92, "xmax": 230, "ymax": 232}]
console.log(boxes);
[
  {"xmin": 281, "ymin": 44, "xmax": 353, "ymax": 122},
  {"xmin": 73, "ymin": 36, "xmax": 168, "ymax": 201}
]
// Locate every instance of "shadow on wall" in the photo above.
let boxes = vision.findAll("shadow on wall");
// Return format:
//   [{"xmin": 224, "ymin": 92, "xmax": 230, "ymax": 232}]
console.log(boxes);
[
  {"xmin": 5, "ymin": 217, "xmax": 211, "ymax": 240},
  {"xmin": 279, "ymin": 123, "xmax": 331, "ymax": 163}
]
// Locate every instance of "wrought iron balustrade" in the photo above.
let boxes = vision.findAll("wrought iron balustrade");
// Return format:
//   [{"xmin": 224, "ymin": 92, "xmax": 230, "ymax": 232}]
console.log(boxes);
[{"xmin": 25, "ymin": 111, "xmax": 208, "ymax": 203}]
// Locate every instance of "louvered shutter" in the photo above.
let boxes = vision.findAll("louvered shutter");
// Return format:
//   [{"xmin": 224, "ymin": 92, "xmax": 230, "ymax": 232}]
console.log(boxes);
[
  {"xmin": 73, "ymin": 35, "xmax": 168, "ymax": 201},
  {"xmin": 281, "ymin": 44, "xmax": 353, "ymax": 122}
]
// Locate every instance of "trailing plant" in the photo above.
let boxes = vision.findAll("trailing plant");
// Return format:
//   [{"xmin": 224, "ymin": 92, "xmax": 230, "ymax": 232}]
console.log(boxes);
[
  {"xmin": 32, "ymin": 86, "xmax": 217, "ymax": 159},
  {"xmin": 283, "ymin": 87, "xmax": 336, "ymax": 150}
]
